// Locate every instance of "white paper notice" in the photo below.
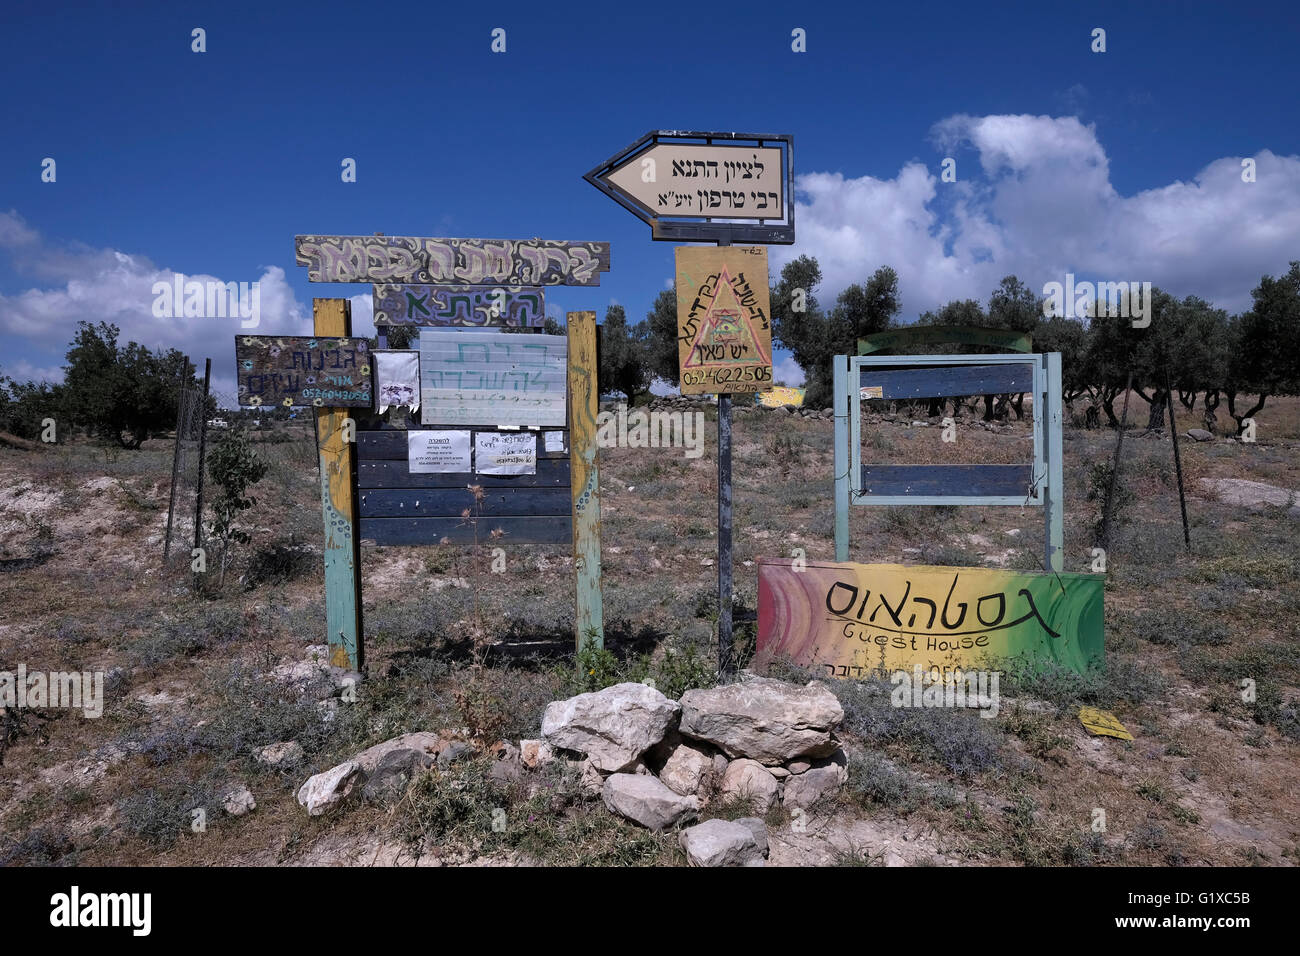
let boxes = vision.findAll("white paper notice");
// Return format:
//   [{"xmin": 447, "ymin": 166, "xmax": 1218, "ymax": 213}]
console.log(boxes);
[
  {"xmin": 408, "ymin": 430, "xmax": 471, "ymax": 473},
  {"xmin": 475, "ymin": 432, "xmax": 537, "ymax": 475},
  {"xmin": 543, "ymin": 430, "xmax": 565, "ymax": 453}
]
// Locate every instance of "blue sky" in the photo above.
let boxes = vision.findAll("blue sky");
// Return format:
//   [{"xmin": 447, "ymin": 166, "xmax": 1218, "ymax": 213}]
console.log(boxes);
[{"xmin": 2, "ymin": 0, "xmax": 1298, "ymax": 401}]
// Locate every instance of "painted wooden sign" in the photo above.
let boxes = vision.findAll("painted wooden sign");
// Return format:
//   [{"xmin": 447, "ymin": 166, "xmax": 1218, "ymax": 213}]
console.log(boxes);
[
  {"xmin": 567, "ymin": 311, "xmax": 604, "ymax": 650},
  {"xmin": 584, "ymin": 130, "xmax": 795, "ymax": 244},
  {"xmin": 373, "ymin": 284, "xmax": 545, "ymax": 327},
  {"xmin": 418, "ymin": 330, "xmax": 568, "ymax": 427},
  {"xmin": 756, "ymin": 385, "xmax": 806, "ymax": 408},
  {"xmin": 603, "ymin": 144, "xmax": 785, "ymax": 220},
  {"xmin": 674, "ymin": 246, "xmax": 773, "ymax": 394},
  {"xmin": 757, "ymin": 559, "xmax": 1103, "ymax": 677},
  {"xmin": 295, "ymin": 236, "xmax": 610, "ymax": 286},
  {"xmin": 235, "ymin": 334, "xmax": 372, "ymax": 408}
]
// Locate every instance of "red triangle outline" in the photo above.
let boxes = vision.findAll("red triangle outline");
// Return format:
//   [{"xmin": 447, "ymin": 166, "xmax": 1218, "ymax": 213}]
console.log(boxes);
[{"xmin": 681, "ymin": 265, "xmax": 771, "ymax": 370}]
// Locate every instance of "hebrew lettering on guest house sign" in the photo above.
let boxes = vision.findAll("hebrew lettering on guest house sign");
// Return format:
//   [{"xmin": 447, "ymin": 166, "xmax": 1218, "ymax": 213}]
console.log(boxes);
[{"xmin": 418, "ymin": 330, "xmax": 568, "ymax": 427}]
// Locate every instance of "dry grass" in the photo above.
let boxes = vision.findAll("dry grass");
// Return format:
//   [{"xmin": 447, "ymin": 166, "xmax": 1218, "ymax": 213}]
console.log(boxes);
[{"xmin": 1, "ymin": 397, "xmax": 1297, "ymax": 866}]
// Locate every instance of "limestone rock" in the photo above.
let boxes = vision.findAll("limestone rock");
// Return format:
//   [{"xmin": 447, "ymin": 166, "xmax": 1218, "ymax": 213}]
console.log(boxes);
[
  {"xmin": 679, "ymin": 818, "xmax": 766, "ymax": 867},
  {"xmin": 782, "ymin": 764, "xmax": 846, "ymax": 809},
  {"xmin": 735, "ymin": 816, "xmax": 770, "ymax": 858},
  {"xmin": 256, "ymin": 741, "xmax": 304, "ymax": 768},
  {"xmin": 1186, "ymin": 428, "xmax": 1214, "ymax": 442},
  {"xmin": 602, "ymin": 773, "xmax": 699, "ymax": 831},
  {"xmin": 658, "ymin": 741, "xmax": 718, "ymax": 798},
  {"xmin": 542, "ymin": 682, "xmax": 680, "ymax": 772},
  {"xmin": 519, "ymin": 739, "xmax": 554, "ymax": 769},
  {"xmin": 297, "ymin": 761, "xmax": 362, "ymax": 816},
  {"xmin": 719, "ymin": 758, "xmax": 780, "ymax": 813},
  {"xmin": 221, "ymin": 785, "xmax": 256, "ymax": 817},
  {"xmin": 679, "ymin": 678, "xmax": 843, "ymax": 764}
]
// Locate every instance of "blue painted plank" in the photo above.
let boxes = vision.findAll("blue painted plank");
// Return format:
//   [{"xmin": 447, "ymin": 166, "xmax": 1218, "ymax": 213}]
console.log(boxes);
[
  {"xmin": 359, "ymin": 487, "xmax": 572, "ymax": 518},
  {"xmin": 360, "ymin": 515, "xmax": 572, "ymax": 546},
  {"xmin": 859, "ymin": 363, "xmax": 1033, "ymax": 400},
  {"xmin": 859, "ymin": 463, "xmax": 1033, "ymax": 497},
  {"xmin": 357, "ymin": 458, "xmax": 571, "ymax": 489}
]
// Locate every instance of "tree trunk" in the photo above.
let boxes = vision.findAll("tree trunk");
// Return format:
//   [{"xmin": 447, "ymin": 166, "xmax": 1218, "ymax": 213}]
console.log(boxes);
[
  {"xmin": 1203, "ymin": 390, "xmax": 1220, "ymax": 433},
  {"xmin": 982, "ymin": 395, "xmax": 995, "ymax": 421},
  {"xmin": 1010, "ymin": 393, "xmax": 1025, "ymax": 420},
  {"xmin": 1227, "ymin": 391, "xmax": 1268, "ymax": 435},
  {"xmin": 1179, "ymin": 390, "xmax": 1196, "ymax": 410},
  {"xmin": 1102, "ymin": 386, "xmax": 1120, "ymax": 428}
]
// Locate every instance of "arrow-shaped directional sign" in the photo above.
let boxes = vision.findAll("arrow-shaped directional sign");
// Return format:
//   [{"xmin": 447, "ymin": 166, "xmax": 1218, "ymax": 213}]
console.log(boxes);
[{"xmin": 585, "ymin": 130, "xmax": 794, "ymax": 245}]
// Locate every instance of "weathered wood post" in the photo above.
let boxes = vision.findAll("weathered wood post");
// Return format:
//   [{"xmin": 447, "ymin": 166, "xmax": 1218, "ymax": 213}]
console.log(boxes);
[
  {"xmin": 313, "ymin": 298, "xmax": 364, "ymax": 671},
  {"xmin": 567, "ymin": 310, "xmax": 604, "ymax": 652}
]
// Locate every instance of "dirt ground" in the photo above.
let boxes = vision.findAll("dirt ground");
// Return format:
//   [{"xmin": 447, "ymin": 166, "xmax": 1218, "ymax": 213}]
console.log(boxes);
[{"xmin": 1, "ymin": 392, "xmax": 1297, "ymax": 867}]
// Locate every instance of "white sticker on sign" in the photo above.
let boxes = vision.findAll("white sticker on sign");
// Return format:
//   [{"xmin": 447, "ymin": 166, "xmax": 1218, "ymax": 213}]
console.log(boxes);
[
  {"xmin": 408, "ymin": 430, "xmax": 471, "ymax": 473},
  {"xmin": 543, "ymin": 430, "xmax": 565, "ymax": 453},
  {"xmin": 475, "ymin": 432, "xmax": 537, "ymax": 475}
]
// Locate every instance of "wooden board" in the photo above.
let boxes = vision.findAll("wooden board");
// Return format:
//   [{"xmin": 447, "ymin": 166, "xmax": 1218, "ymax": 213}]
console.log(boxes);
[
  {"xmin": 858, "ymin": 363, "xmax": 1033, "ymax": 400},
  {"xmin": 674, "ymin": 246, "xmax": 772, "ymax": 394},
  {"xmin": 859, "ymin": 464, "xmax": 1033, "ymax": 498},
  {"xmin": 236, "ymin": 334, "xmax": 372, "ymax": 408},
  {"xmin": 311, "ymin": 300, "xmax": 363, "ymax": 671},
  {"xmin": 295, "ymin": 236, "xmax": 610, "ymax": 286},
  {"xmin": 419, "ymin": 330, "xmax": 567, "ymax": 427},
  {"xmin": 361, "ymin": 515, "xmax": 572, "ymax": 547},
  {"xmin": 373, "ymin": 285, "xmax": 545, "ymax": 327},
  {"xmin": 357, "ymin": 458, "xmax": 571, "ymax": 489},
  {"xmin": 358, "ymin": 428, "xmax": 569, "ymax": 460},
  {"xmin": 567, "ymin": 310, "xmax": 604, "ymax": 650},
  {"xmin": 359, "ymin": 487, "xmax": 571, "ymax": 518}
]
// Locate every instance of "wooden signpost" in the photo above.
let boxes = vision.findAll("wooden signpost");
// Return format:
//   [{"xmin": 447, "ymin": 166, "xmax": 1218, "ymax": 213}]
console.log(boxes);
[
  {"xmin": 310, "ymin": 300, "xmax": 365, "ymax": 671},
  {"xmin": 588, "ymin": 131, "xmax": 793, "ymax": 677},
  {"xmin": 280, "ymin": 235, "xmax": 610, "ymax": 668}
]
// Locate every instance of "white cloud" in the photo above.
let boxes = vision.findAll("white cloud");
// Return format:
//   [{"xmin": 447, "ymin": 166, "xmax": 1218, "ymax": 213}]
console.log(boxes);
[
  {"xmin": 772, "ymin": 353, "xmax": 805, "ymax": 387},
  {"xmin": 0, "ymin": 211, "xmax": 311, "ymax": 403},
  {"xmin": 775, "ymin": 115, "xmax": 1300, "ymax": 319}
]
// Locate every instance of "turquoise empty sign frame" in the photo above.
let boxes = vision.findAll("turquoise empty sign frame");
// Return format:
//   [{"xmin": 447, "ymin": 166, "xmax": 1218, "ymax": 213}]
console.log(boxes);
[{"xmin": 833, "ymin": 352, "xmax": 1064, "ymax": 572}]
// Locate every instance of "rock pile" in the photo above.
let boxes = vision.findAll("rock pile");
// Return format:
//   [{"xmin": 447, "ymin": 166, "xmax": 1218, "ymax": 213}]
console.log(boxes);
[
  {"xmin": 540, "ymin": 677, "xmax": 848, "ymax": 860},
  {"xmin": 291, "ymin": 676, "xmax": 848, "ymax": 866}
]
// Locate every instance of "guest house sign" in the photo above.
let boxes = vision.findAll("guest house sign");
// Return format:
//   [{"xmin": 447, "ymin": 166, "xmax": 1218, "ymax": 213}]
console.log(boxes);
[
  {"xmin": 757, "ymin": 559, "xmax": 1104, "ymax": 677},
  {"xmin": 234, "ymin": 335, "xmax": 372, "ymax": 408}
]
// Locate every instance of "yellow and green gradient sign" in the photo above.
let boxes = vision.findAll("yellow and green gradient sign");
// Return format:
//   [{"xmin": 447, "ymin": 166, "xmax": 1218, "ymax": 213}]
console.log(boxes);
[{"xmin": 757, "ymin": 559, "xmax": 1103, "ymax": 678}]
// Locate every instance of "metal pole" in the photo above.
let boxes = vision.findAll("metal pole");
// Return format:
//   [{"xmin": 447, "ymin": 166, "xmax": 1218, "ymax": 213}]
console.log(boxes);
[
  {"xmin": 192, "ymin": 358, "xmax": 212, "ymax": 587},
  {"xmin": 162, "ymin": 357, "xmax": 190, "ymax": 561},
  {"xmin": 1164, "ymin": 365, "xmax": 1192, "ymax": 551},
  {"xmin": 716, "ymin": 238, "xmax": 733, "ymax": 679}
]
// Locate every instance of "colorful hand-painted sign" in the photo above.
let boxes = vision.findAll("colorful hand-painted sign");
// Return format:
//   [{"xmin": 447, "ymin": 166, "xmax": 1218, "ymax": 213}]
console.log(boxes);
[
  {"xmin": 373, "ymin": 284, "xmax": 545, "ymax": 327},
  {"xmin": 675, "ymin": 246, "xmax": 773, "ymax": 395},
  {"xmin": 756, "ymin": 558, "xmax": 1103, "ymax": 677},
  {"xmin": 295, "ymin": 236, "xmax": 610, "ymax": 286},
  {"xmin": 756, "ymin": 386, "xmax": 806, "ymax": 408},
  {"xmin": 418, "ymin": 330, "xmax": 567, "ymax": 426},
  {"xmin": 235, "ymin": 335, "xmax": 371, "ymax": 408}
]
